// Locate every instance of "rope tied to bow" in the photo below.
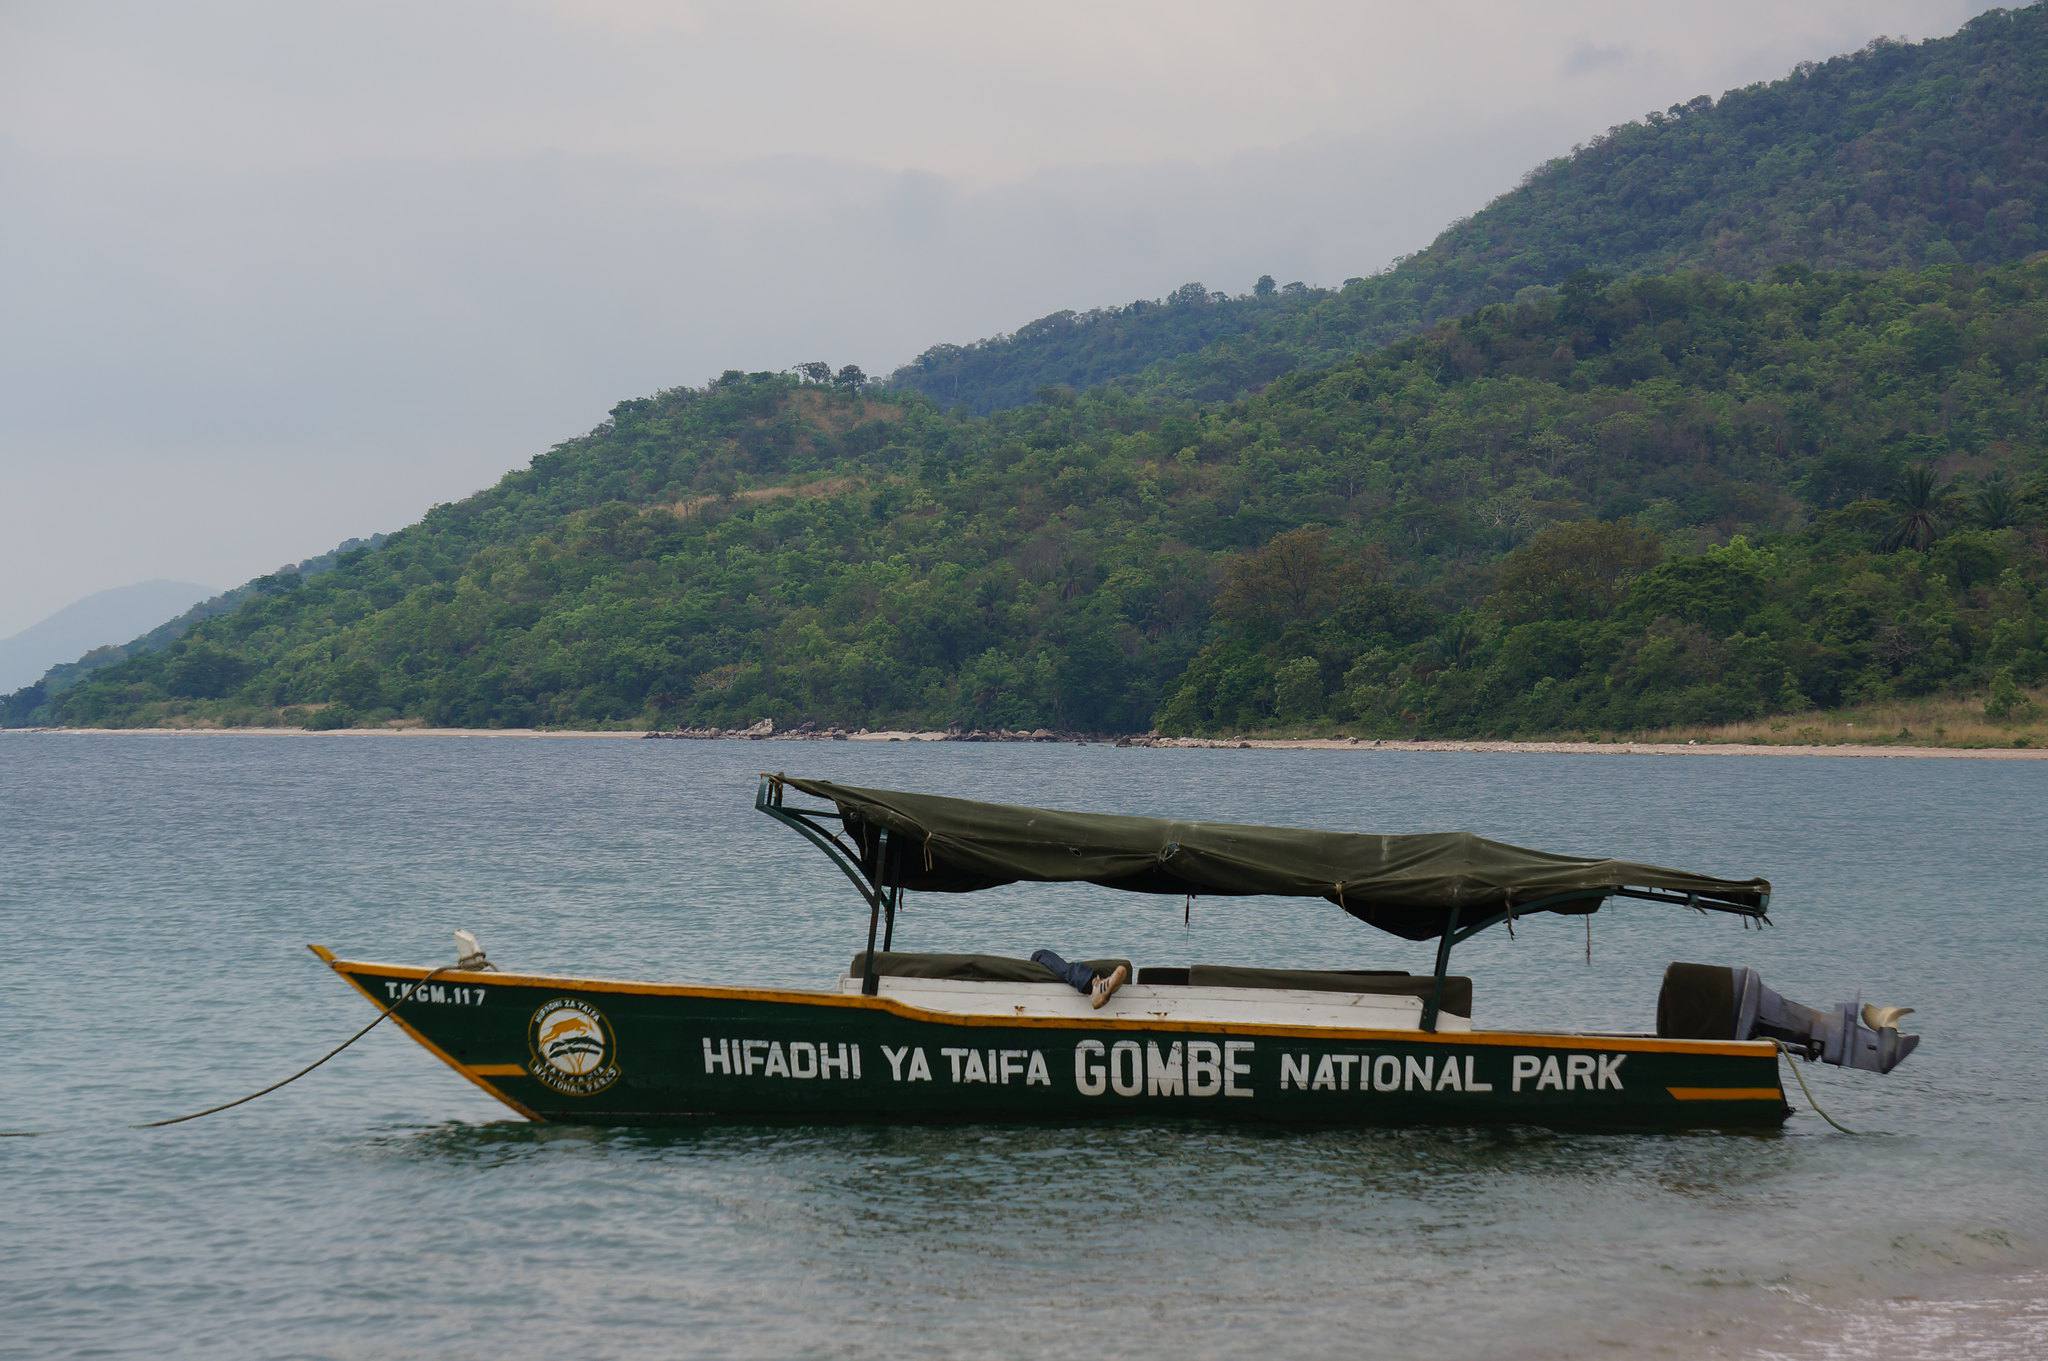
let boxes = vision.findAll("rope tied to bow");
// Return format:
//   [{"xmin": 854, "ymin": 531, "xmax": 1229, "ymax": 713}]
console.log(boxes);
[{"xmin": 4, "ymin": 966, "xmax": 456, "ymax": 1137}]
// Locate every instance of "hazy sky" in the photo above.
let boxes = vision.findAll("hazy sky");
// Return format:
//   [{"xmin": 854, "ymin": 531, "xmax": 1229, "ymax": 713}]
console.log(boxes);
[{"xmin": 0, "ymin": 0, "xmax": 2000, "ymax": 637}]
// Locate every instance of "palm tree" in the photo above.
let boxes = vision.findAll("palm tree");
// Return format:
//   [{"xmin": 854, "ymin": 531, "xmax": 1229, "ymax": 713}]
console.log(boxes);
[
  {"xmin": 1881, "ymin": 463, "xmax": 1946, "ymax": 552},
  {"xmin": 1974, "ymin": 471, "xmax": 2018, "ymax": 530},
  {"xmin": 1434, "ymin": 616, "xmax": 1485, "ymax": 667}
]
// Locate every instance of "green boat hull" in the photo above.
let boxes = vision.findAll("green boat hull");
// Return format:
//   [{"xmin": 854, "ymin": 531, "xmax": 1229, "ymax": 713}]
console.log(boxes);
[{"xmin": 316, "ymin": 949, "xmax": 1790, "ymax": 1131}]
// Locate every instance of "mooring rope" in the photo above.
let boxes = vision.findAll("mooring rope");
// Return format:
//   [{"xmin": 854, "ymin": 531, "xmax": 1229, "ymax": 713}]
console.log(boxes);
[
  {"xmin": 0, "ymin": 966, "xmax": 452, "ymax": 1138},
  {"xmin": 1775, "ymin": 1041, "xmax": 1860, "ymax": 1134}
]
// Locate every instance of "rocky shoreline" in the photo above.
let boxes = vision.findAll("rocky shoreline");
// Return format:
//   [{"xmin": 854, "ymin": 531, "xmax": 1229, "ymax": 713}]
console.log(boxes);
[
  {"xmin": 643, "ymin": 719, "xmax": 1102, "ymax": 743},
  {"xmin": 10, "ymin": 723, "xmax": 2043, "ymax": 758},
  {"xmin": 643, "ymin": 718, "xmax": 1261, "ymax": 745},
  {"xmin": 638, "ymin": 719, "xmax": 2048, "ymax": 758}
]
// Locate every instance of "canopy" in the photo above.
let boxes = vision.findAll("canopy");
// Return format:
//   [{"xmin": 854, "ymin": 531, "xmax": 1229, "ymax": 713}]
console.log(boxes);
[{"xmin": 768, "ymin": 775, "xmax": 1770, "ymax": 942}]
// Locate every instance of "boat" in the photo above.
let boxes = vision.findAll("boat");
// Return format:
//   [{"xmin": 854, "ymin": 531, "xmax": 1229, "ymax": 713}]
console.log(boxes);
[{"xmin": 312, "ymin": 773, "xmax": 1920, "ymax": 1129}]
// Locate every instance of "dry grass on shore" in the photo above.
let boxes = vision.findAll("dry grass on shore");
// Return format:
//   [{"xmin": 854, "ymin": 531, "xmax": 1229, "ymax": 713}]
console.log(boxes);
[{"xmin": 1640, "ymin": 686, "xmax": 2046, "ymax": 750}]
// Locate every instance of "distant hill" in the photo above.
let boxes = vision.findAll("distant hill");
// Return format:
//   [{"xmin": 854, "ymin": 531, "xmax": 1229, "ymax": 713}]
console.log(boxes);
[
  {"xmin": 0, "ymin": 581, "xmax": 214, "ymax": 692},
  {"xmin": 890, "ymin": 280, "xmax": 1332, "ymax": 416},
  {"xmin": 6, "ymin": 537, "xmax": 384, "ymax": 716},
  {"xmin": 10, "ymin": 263, "xmax": 2044, "ymax": 737},
  {"xmin": 893, "ymin": 6, "xmax": 2048, "ymax": 411}
]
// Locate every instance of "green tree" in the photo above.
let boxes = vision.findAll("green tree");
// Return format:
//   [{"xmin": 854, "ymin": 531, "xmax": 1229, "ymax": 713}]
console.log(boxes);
[
  {"xmin": 1974, "ymin": 472, "xmax": 2019, "ymax": 530},
  {"xmin": 1985, "ymin": 668, "xmax": 2037, "ymax": 722},
  {"xmin": 1881, "ymin": 464, "xmax": 1948, "ymax": 552},
  {"xmin": 164, "ymin": 646, "xmax": 255, "ymax": 700},
  {"xmin": 1273, "ymin": 657, "xmax": 1323, "ymax": 722},
  {"xmin": 1214, "ymin": 527, "xmax": 1359, "ymax": 643},
  {"xmin": 1491, "ymin": 521, "xmax": 1664, "ymax": 624}
]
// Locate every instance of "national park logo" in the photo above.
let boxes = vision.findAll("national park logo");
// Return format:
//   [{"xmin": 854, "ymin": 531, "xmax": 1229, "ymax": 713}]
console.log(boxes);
[{"xmin": 526, "ymin": 997, "xmax": 621, "ymax": 1096}]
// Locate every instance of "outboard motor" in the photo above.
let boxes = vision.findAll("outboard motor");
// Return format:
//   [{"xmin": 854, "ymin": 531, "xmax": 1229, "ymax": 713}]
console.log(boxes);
[{"xmin": 1658, "ymin": 962, "xmax": 1920, "ymax": 1073}]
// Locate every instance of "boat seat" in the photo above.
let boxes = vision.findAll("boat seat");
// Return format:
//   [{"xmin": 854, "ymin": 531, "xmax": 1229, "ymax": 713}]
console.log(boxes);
[
  {"xmin": 851, "ymin": 952, "xmax": 1133, "ymax": 985},
  {"xmin": 1141, "ymin": 964, "xmax": 1472, "ymax": 1019}
]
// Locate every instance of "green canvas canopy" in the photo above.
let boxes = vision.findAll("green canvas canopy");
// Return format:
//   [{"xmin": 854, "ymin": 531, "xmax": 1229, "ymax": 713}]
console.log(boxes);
[{"xmin": 768, "ymin": 775, "xmax": 1770, "ymax": 942}]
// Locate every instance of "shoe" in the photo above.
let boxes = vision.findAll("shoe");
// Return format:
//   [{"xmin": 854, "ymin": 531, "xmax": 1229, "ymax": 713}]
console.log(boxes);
[{"xmin": 1090, "ymin": 965, "xmax": 1129, "ymax": 1009}]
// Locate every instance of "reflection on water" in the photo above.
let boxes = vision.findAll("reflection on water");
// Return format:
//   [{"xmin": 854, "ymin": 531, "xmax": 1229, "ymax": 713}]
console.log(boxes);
[{"xmin": 1, "ymin": 733, "xmax": 2043, "ymax": 1360}]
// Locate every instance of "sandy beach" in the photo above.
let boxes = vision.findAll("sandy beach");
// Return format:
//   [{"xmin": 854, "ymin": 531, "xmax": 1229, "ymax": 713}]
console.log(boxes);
[
  {"xmin": 8, "ymin": 725, "xmax": 648, "ymax": 740},
  {"xmin": 10, "ymin": 726, "xmax": 2045, "ymax": 758}
]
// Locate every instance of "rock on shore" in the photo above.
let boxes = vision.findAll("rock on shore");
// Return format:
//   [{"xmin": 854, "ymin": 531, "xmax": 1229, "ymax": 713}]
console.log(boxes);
[{"xmin": 643, "ymin": 720, "xmax": 1096, "ymax": 743}]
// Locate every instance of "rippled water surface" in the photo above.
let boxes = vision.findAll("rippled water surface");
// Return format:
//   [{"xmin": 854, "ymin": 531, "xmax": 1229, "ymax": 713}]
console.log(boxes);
[{"xmin": 2, "ymin": 734, "xmax": 2043, "ymax": 1360}]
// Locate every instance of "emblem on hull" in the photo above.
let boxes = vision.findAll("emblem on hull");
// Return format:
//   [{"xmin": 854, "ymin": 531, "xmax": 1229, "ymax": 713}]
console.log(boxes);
[{"xmin": 527, "ymin": 997, "xmax": 621, "ymax": 1095}]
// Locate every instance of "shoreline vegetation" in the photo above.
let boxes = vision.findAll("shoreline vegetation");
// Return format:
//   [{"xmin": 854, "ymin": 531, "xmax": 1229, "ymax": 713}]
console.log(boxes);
[{"xmin": 11, "ymin": 705, "xmax": 2046, "ymax": 760}]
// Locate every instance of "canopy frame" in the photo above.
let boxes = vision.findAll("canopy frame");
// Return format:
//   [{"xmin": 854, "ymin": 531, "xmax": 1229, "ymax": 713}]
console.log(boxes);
[
  {"xmin": 757, "ymin": 774, "xmax": 903, "ymax": 996},
  {"xmin": 1415, "ymin": 885, "xmax": 1751, "ymax": 1029},
  {"xmin": 758, "ymin": 773, "xmax": 1770, "ymax": 1024}
]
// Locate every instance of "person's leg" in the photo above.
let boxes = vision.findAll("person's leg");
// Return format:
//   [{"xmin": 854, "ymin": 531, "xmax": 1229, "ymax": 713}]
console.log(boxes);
[{"xmin": 1031, "ymin": 948, "xmax": 1097, "ymax": 995}]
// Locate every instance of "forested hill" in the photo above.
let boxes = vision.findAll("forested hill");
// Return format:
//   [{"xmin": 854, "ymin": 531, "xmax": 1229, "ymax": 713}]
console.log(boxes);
[
  {"xmin": 11, "ymin": 263, "xmax": 2045, "ymax": 737},
  {"xmin": 888, "ymin": 279, "xmax": 1331, "ymax": 416},
  {"xmin": 12, "ymin": 536, "xmax": 385, "ymax": 706},
  {"xmin": 893, "ymin": 5, "xmax": 2048, "ymax": 412}
]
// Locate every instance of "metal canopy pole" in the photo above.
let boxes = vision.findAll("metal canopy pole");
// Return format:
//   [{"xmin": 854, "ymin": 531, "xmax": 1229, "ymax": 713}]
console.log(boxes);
[
  {"xmin": 860, "ymin": 829, "xmax": 891, "ymax": 996},
  {"xmin": 754, "ymin": 775, "xmax": 882, "ymax": 907},
  {"xmin": 754, "ymin": 775, "xmax": 900, "ymax": 998},
  {"xmin": 1422, "ymin": 906, "xmax": 1462, "ymax": 1033},
  {"xmin": 1420, "ymin": 890, "xmax": 1620, "ymax": 1032},
  {"xmin": 880, "ymin": 828, "xmax": 901, "ymax": 953}
]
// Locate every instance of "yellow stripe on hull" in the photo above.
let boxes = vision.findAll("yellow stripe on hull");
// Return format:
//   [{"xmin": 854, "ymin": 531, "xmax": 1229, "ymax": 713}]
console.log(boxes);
[
  {"xmin": 318, "ymin": 950, "xmax": 542, "ymax": 1121},
  {"xmin": 310, "ymin": 947, "xmax": 1774, "ymax": 1060}
]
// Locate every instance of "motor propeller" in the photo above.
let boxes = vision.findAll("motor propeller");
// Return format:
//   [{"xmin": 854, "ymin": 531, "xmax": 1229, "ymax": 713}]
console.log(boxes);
[{"xmin": 1658, "ymin": 963, "xmax": 1920, "ymax": 1073}]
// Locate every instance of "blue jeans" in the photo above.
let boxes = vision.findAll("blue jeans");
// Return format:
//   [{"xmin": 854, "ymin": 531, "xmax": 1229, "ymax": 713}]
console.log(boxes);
[{"xmin": 1031, "ymin": 949, "xmax": 1096, "ymax": 994}]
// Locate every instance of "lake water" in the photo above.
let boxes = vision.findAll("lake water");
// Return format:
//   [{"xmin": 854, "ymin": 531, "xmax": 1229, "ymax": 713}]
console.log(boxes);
[{"xmin": 2, "ymin": 733, "xmax": 2043, "ymax": 1360}]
